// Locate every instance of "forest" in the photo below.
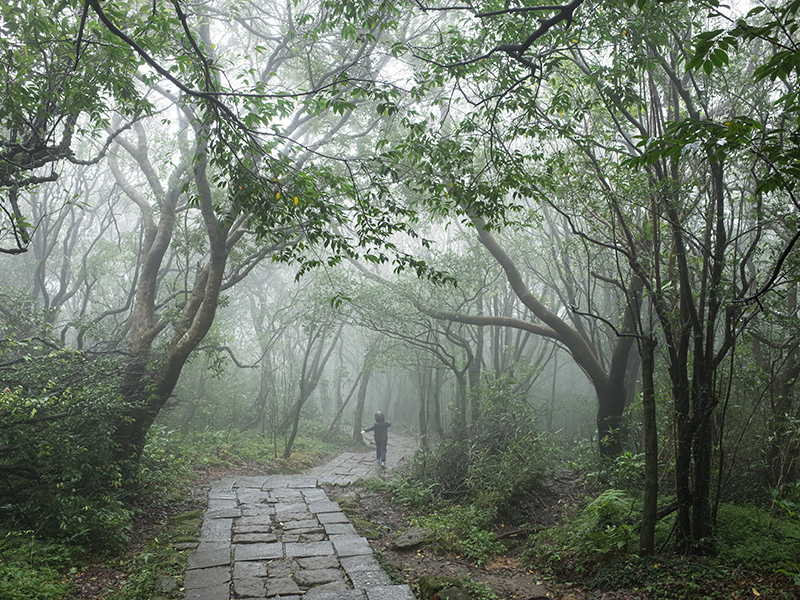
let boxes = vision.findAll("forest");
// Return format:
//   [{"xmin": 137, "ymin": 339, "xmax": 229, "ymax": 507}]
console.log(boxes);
[{"xmin": 1, "ymin": 0, "xmax": 799, "ymax": 598}]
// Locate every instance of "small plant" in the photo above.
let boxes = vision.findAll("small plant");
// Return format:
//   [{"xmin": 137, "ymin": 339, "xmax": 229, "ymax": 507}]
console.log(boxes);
[
  {"xmin": 373, "ymin": 550, "xmax": 407, "ymax": 585},
  {"xmin": 527, "ymin": 489, "xmax": 639, "ymax": 575},
  {"xmin": 366, "ymin": 475, "xmax": 436, "ymax": 509},
  {"xmin": 0, "ymin": 531, "xmax": 77, "ymax": 600},
  {"xmin": 412, "ymin": 503, "xmax": 508, "ymax": 565},
  {"xmin": 462, "ymin": 575, "xmax": 501, "ymax": 600}
]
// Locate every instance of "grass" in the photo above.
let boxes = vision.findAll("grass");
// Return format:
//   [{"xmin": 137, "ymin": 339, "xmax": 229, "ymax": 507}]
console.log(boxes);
[{"xmin": 0, "ymin": 531, "xmax": 78, "ymax": 600}]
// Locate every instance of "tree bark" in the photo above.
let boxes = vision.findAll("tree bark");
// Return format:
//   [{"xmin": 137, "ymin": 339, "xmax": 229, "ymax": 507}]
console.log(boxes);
[{"xmin": 639, "ymin": 336, "xmax": 658, "ymax": 556}]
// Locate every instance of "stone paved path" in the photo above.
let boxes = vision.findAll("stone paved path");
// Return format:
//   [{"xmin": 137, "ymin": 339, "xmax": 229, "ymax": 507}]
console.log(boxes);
[{"xmin": 184, "ymin": 434, "xmax": 417, "ymax": 600}]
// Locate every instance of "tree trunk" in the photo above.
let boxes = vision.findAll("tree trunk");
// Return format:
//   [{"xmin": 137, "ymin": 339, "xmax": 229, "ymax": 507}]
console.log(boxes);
[
  {"xmin": 639, "ymin": 336, "xmax": 658, "ymax": 556},
  {"xmin": 285, "ymin": 324, "xmax": 341, "ymax": 458},
  {"xmin": 432, "ymin": 367, "xmax": 444, "ymax": 442},
  {"xmin": 352, "ymin": 361, "xmax": 373, "ymax": 443},
  {"xmin": 418, "ymin": 367, "xmax": 429, "ymax": 449},
  {"xmin": 468, "ymin": 294, "xmax": 484, "ymax": 424}
]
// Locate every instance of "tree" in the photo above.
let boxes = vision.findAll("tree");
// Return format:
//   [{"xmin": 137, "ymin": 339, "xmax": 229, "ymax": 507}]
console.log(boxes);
[
  {"xmin": 0, "ymin": 0, "xmax": 149, "ymax": 254},
  {"xmin": 2, "ymin": 0, "xmax": 451, "ymax": 478},
  {"xmin": 386, "ymin": 0, "xmax": 799, "ymax": 554}
]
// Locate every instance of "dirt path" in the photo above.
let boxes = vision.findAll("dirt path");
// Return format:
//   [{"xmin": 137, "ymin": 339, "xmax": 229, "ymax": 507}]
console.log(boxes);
[{"xmin": 335, "ymin": 483, "xmax": 566, "ymax": 600}]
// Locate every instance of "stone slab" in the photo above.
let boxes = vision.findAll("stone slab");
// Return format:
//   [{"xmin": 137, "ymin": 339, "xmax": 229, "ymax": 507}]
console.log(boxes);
[
  {"xmin": 237, "ymin": 490, "xmax": 271, "ymax": 502},
  {"xmin": 364, "ymin": 585, "xmax": 415, "ymax": 600},
  {"xmin": 208, "ymin": 490, "xmax": 237, "ymax": 501},
  {"xmin": 284, "ymin": 540, "xmax": 335, "ymax": 557},
  {"xmin": 233, "ymin": 560, "xmax": 267, "ymax": 579},
  {"xmin": 294, "ymin": 568, "xmax": 346, "ymax": 586},
  {"xmin": 207, "ymin": 497, "xmax": 238, "ymax": 511},
  {"xmin": 308, "ymin": 500, "xmax": 343, "ymax": 514},
  {"xmin": 241, "ymin": 506, "xmax": 276, "ymax": 517},
  {"xmin": 323, "ymin": 523, "xmax": 357, "ymax": 535},
  {"xmin": 265, "ymin": 576, "xmax": 302, "ymax": 596},
  {"xmin": 235, "ymin": 476, "xmax": 269, "ymax": 488},
  {"xmin": 348, "ymin": 569, "xmax": 391, "ymax": 587},
  {"xmin": 317, "ymin": 512, "xmax": 350, "ymax": 524},
  {"xmin": 183, "ymin": 566, "xmax": 230, "ymax": 589},
  {"xmin": 233, "ymin": 533, "xmax": 278, "ymax": 544},
  {"xmin": 339, "ymin": 556, "xmax": 382, "ymax": 574},
  {"xmin": 277, "ymin": 510, "xmax": 312, "ymax": 521},
  {"xmin": 302, "ymin": 489, "xmax": 329, "ymax": 502},
  {"xmin": 269, "ymin": 489, "xmax": 305, "ymax": 502},
  {"xmin": 183, "ymin": 583, "xmax": 230, "ymax": 600},
  {"xmin": 267, "ymin": 558, "xmax": 299, "ymax": 577},
  {"xmin": 330, "ymin": 535, "xmax": 372, "ymax": 557},
  {"xmin": 233, "ymin": 577, "xmax": 266, "ymax": 598},
  {"xmin": 304, "ymin": 586, "xmax": 365, "ymax": 600},
  {"xmin": 283, "ymin": 518, "xmax": 321, "ymax": 530},
  {"xmin": 297, "ymin": 556, "xmax": 339, "ymax": 570},
  {"xmin": 275, "ymin": 502, "xmax": 310, "ymax": 514},
  {"xmin": 212, "ymin": 478, "xmax": 237, "ymax": 492},
  {"xmin": 199, "ymin": 518, "xmax": 233, "ymax": 543},
  {"xmin": 186, "ymin": 544, "xmax": 230, "ymax": 569},
  {"xmin": 263, "ymin": 475, "xmax": 296, "ymax": 489},
  {"xmin": 237, "ymin": 516, "xmax": 275, "ymax": 527},
  {"xmin": 234, "ymin": 524, "xmax": 274, "ymax": 535},
  {"xmin": 287, "ymin": 475, "xmax": 318, "ymax": 488},
  {"xmin": 233, "ymin": 542, "xmax": 284, "ymax": 561}
]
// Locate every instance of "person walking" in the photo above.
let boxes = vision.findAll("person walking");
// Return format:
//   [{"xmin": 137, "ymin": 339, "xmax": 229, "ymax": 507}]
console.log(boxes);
[{"xmin": 361, "ymin": 411, "xmax": 391, "ymax": 467}]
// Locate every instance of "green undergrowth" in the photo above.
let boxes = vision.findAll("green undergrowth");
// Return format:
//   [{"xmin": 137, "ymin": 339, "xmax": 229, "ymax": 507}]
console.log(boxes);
[
  {"xmin": 0, "ymin": 531, "xmax": 79, "ymax": 600},
  {"xmin": 335, "ymin": 493, "xmax": 390, "ymax": 539},
  {"xmin": 462, "ymin": 575, "xmax": 502, "ymax": 600},
  {"xmin": 364, "ymin": 475, "xmax": 514, "ymax": 566},
  {"xmin": 527, "ymin": 489, "xmax": 800, "ymax": 598},
  {"xmin": 364, "ymin": 392, "xmax": 553, "ymax": 567},
  {"xmin": 170, "ymin": 425, "xmax": 355, "ymax": 476},
  {"xmin": 372, "ymin": 477, "xmax": 512, "ymax": 565},
  {"xmin": 106, "ymin": 510, "xmax": 203, "ymax": 600}
]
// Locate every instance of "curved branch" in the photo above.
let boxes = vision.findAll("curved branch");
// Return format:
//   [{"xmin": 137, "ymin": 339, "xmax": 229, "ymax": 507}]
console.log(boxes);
[{"xmin": 425, "ymin": 309, "xmax": 561, "ymax": 341}]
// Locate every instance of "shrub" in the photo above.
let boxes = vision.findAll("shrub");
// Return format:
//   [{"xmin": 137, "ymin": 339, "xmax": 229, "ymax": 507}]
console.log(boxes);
[
  {"xmin": 412, "ymin": 503, "xmax": 508, "ymax": 565},
  {"xmin": 137, "ymin": 425, "xmax": 194, "ymax": 507},
  {"xmin": 577, "ymin": 489, "xmax": 639, "ymax": 555},
  {"xmin": 0, "ymin": 347, "xmax": 132, "ymax": 549},
  {"xmin": 528, "ymin": 489, "xmax": 640, "ymax": 574},
  {"xmin": 408, "ymin": 376, "xmax": 552, "ymax": 520}
]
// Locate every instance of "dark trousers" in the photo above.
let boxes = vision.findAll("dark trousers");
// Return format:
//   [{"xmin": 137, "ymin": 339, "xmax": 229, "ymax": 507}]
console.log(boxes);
[{"xmin": 376, "ymin": 439, "xmax": 387, "ymax": 463}]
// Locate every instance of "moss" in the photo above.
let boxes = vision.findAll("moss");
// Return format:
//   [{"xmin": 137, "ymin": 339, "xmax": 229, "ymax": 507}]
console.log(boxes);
[{"xmin": 417, "ymin": 574, "xmax": 463, "ymax": 600}]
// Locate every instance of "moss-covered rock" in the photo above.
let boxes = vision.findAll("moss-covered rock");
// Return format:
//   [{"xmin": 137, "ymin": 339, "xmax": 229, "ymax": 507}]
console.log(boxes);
[{"xmin": 418, "ymin": 574, "xmax": 463, "ymax": 600}]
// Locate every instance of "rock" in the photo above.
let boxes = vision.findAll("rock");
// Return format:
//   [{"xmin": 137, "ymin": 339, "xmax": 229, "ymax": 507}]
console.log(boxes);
[
  {"xmin": 156, "ymin": 575, "xmax": 178, "ymax": 593},
  {"xmin": 418, "ymin": 574, "xmax": 463, "ymax": 600},
  {"xmin": 173, "ymin": 541, "xmax": 199, "ymax": 551},
  {"xmin": 526, "ymin": 584, "xmax": 553, "ymax": 599},
  {"xmin": 392, "ymin": 527, "xmax": 434, "ymax": 550}
]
